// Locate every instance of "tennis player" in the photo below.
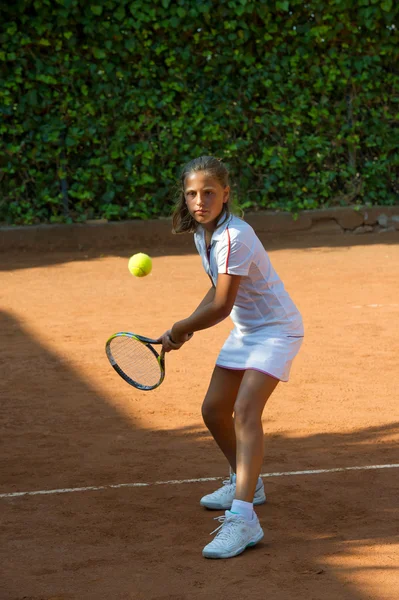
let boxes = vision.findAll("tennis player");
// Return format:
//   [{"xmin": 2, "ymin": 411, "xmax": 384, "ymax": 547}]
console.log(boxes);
[{"xmin": 158, "ymin": 156, "xmax": 304, "ymax": 559}]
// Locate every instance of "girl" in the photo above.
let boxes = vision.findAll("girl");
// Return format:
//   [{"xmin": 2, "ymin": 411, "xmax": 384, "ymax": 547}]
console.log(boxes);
[{"xmin": 159, "ymin": 156, "xmax": 304, "ymax": 559}]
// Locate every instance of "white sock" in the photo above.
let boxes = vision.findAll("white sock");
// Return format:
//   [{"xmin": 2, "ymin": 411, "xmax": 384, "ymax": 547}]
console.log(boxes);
[{"xmin": 230, "ymin": 499, "xmax": 254, "ymax": 521}]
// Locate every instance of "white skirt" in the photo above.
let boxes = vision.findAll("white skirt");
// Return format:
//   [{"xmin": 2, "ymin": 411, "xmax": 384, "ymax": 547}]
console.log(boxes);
[{"xmin": 216, "ymin": 328, "xmax": 304, "ymax": 382}]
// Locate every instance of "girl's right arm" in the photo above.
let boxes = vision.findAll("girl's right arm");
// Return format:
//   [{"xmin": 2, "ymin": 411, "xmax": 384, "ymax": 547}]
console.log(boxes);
[
  {"xmin": 156, "ymin": 286, "xmax": 215, "ymax": 351},
  {"xmin": 190, "ymin": 285, "xmax": 215, "ymax": 317}
]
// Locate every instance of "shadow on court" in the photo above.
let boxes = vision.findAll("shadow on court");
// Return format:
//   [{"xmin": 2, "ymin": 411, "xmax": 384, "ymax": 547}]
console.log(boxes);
[
  {"xmin": 1, "ymin": 309, "xmax": 398, "ymax": 600},
  {"xmin": 1, "ymin": 225, "xmax": 398, "ymax": 272}
]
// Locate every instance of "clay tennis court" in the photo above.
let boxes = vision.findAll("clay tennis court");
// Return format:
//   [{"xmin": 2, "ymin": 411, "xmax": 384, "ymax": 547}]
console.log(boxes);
[{"xmin": 1, "ymin": 227, "xmax": 398, "ymax": 600}]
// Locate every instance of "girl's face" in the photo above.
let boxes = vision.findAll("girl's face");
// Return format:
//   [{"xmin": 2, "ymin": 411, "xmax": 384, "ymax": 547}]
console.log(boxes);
[{"xmin": 184, "ymin": 171, "xmax": 230, "ymax": 232}]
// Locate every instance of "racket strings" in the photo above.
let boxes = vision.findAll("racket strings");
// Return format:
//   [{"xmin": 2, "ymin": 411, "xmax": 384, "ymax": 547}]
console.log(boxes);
[{"xmin": 109, "ymin": 336, "xmax": 161, "ymax": 388}]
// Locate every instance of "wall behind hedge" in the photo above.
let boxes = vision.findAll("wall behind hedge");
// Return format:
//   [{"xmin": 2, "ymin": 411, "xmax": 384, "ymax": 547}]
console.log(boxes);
[{"xmin": 1, "ymin": 0, "xmax": 398, "ymax": 224}]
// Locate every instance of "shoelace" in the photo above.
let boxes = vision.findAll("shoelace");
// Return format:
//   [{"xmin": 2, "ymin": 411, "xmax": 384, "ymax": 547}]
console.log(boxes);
[
  {"xmin": 217, "ymin": 478, "xmax": 235, "ymax": 495},
  {"xmin": 210, "ymin": 514, "xmax": 242, "ymax": 537}
]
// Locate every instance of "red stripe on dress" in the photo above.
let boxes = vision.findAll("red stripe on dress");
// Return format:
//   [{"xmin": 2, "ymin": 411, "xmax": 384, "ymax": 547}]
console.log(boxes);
[{"xmin": 225, "ymin": 227, "xmax": 231, "ymax": 273}]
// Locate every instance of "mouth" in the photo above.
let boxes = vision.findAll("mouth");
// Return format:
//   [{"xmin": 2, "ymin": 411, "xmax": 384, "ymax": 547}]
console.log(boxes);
[{"xmin": 195, "ymin": 210, "xmax": 207, "ymax": 215}]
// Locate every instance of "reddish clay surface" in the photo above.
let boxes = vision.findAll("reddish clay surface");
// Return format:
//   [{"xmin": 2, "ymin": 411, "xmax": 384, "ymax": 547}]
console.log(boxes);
[{"xmin": 1, "ymin": 230, "xmax": 398, "ymax": 600}]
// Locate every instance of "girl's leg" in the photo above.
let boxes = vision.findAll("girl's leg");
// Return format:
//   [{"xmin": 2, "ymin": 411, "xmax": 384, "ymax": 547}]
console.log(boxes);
[
  {"xmin": 201, "ymin": 366, "xmax": 244, "ymax": 471},
  {"xmin": 233, "ymin": 370, "xmax": 279, "ymax": 502}
]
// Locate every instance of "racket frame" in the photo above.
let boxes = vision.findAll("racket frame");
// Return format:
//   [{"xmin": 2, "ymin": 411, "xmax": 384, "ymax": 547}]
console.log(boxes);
[{"xmin": 105, "ymin": 332, "xmax": 165, "ymax": 391}]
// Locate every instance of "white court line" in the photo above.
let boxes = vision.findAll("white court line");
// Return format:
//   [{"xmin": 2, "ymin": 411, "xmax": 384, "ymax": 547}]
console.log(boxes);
[
  {"xmin": 1, "ymin": 463, "xmax": 398, "ymax": 500},
  {"xmin": 352, "ymin": 303, "xmax": 399, "ymax": 308}
]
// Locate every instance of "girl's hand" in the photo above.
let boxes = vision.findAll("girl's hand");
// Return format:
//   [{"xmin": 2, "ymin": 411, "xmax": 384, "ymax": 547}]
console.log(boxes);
[
  {"xmin": 156, "ymin": 330, "xmax": 180, "ymax": 353},
  {"xmin": 157, "ymin": 329, "xmax": 193, "ymax": 353},
  {"xmin": 170, "ymin": 327, "xmax": 193, "ymax": 346}
]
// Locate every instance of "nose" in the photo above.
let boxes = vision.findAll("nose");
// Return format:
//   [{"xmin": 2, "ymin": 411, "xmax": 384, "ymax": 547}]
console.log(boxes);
[{"xmin": 196, "ymin": 193, "xmax": 205, "ymax": 208}]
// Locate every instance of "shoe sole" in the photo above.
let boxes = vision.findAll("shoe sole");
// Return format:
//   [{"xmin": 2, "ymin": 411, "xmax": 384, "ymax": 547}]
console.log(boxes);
[
  {"xmin": 202, "ymin": 530, "xmax": 264, "ymax": 559},
  {"xmin": 200, "ymin": 493, "xmax": 266, "ymax": 511}
]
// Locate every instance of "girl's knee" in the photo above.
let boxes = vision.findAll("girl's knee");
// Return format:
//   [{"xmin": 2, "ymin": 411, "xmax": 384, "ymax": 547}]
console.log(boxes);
[
  {"xmin": 234, "ymin": 400, "xmax": 261, "ymax": 429},
  {"xmin": 201, "ymin": 398, "xmax": 217, "ymax": 425},
  {"xmin": 201, "ymin": 401, "xmax": 212, "ymax": 424},
  {"xmin": 201, "ymin": 398, "xmax": 232, "ymax": 425}
]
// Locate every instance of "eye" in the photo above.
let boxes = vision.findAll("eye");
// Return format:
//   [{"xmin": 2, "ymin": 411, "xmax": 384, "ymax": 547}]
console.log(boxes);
[{"xmin": 186, "ymin": 191, "xmax": 196, "ymax": 199}]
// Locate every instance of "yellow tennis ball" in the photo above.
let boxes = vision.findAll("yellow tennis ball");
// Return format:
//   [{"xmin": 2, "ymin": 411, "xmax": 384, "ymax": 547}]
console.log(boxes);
[{"xmin": 128, "ymin": 253, "xmax": 152, "ymax": 277}]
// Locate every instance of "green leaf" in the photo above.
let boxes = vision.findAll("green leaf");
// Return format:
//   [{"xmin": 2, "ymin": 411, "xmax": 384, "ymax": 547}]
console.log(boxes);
[
  {"xmin": 6, "ymin": 23, "xmax": 18, "ymax": 36},
  {"xmin": 91, "ymin": 5, "xmax": 103, "ymax": 15},
  {"xmin": 276, "ymin": 1, "xmax": 289, "ymax": 11},
  {"xmin": 37, "ymin": 74, "xmax": 57, "ymax": 84},
  {"xmin": 381, "ymin": 0, "xmax": 392, "ymax": 11},
  {"xmin": 115, "ymin": 7, "xmax": 126, "ymax": 20},
  {"xmin": 93, "ymin": 48, "xmax": 106, "ymax": 59}
]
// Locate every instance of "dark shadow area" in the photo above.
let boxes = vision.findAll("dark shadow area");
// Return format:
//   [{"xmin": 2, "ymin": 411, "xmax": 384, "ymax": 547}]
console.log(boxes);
[
  {"xmin": 0, "ymin": 308, "xmax": 398, "ymax": 600},
  {"xmin": 0, "ymin": 308, "xmax": 202, "ymax": 493}
]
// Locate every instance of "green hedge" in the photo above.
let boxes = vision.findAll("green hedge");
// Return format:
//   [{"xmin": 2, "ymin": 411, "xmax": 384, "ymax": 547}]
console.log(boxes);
[{"xmin": 1, "ymin": 0, "xmax": 398, "ymax": 224}]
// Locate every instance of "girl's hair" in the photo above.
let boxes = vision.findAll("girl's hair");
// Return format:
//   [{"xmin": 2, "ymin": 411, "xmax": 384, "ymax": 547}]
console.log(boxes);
[{"xmin": 171, "ymin": 156, "xmax": 232, "ymax": 234}]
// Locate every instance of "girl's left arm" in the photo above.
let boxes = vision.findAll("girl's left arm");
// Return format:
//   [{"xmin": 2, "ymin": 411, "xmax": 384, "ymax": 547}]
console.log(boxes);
[{"xmin": 171, "ymin": 274, "xmax": 241, "ymax": 343}]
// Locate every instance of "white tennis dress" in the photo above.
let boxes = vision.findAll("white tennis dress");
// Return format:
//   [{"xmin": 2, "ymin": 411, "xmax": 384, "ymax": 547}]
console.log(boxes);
[{"xmin": 194, "ymin": 214, "xmax": 304, "ymax": 382}]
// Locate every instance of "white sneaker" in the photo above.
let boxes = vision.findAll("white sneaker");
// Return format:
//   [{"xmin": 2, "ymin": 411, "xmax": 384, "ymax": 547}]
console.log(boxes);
[
  {"xmin": 200, "ymin": 473, "xmax": 266, "ymax": 510},
  {"xmin": 202, "ymin": 511, "xmax": 264, "ymax": 559}
]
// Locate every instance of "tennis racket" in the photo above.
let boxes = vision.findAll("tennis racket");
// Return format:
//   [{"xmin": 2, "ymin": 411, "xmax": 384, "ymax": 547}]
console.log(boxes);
[{"xmin": 105, "ymin": 332, "xmax": 165, "ymax": 391}]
